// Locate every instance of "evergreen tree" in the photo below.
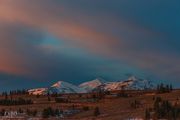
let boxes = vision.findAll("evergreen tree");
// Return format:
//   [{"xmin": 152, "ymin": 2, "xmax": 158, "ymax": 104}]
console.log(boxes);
[
  {"xmin": 83, "ymin": 106, "xmax": 89, "ymax": 111},
  {"xmin": 36, "ymin": 94, "xmax": 40, "ymax": 98},
  {"xmin": 160, "ymin": 83, "xmax": 164, "ymax": 93},
  {"xmin": 42, "ymin": 108, "xmax": 49, "ymax": 118},
  {"xmin": 18, "ymin": 108, "xmax": 23, "ymax": 113},
  {"xmin": 94, "ymin": 107, "xmax": 100, "ymax": 117},
  {"xmin": 79, "ymin": 94, "xmax": 82, "ymax": 98},
  {"xmin": 166, "ymin": 85, "xmax": 170, "ymax": 92},
  {"xmin": 48, "ymin": 96, "xmax": 51, "ymax": 101},
  {"xmin": 55, "ymin": 109, "xmax": 60, "ymax": 116},
  {"xmin": 170, "ymin": 84, "xmax": 173, "ymax": 91},
  {"xmin": 157, "ymin": 83, "xmax": 173, "ymax": 93},
  {"xmin": 47, "ymin": 107, "xmax": 55, "ymax": 116},
  {"xmin": 0, "ymin": 109, "xmax": 5, "ymax": 116},
  {"xmin": 145, "ymin": 109, "xmax": 150, "ymax": 120},
  {"xmin": 32, "ymin": 110, "xmax": 37, "ymax": 117},
  {"xmin": 26, "ymin": 109, "xmax": 31, "ymax": 116},
  {"xmin": 152, "ymin": 97, "xmax": 180, "ymax": 119},
  {"xmin": 5, "ymin": 93, "xmax": 8, "ymax": 100},
  {"xmin": 157, "ymin": 85, "xmax": 160, "ymax": 92}
]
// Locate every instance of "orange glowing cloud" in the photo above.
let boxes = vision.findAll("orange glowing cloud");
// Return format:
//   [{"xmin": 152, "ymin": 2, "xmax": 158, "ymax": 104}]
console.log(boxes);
[
  {"xmin": 0, "ymin": 0, "xmax": 121, "ymax": 55},
  {"xmin": 0, "ymin": 0, "xmax": 179, "ymax": 82},
  {"xmin": 0, "ymin": 40, "xmax": 28, "ymax": 75}
]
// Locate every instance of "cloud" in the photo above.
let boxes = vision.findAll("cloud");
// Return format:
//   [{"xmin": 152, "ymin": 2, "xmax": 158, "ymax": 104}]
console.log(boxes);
[
  {"xmin": 0, "ymin": 0, "xmax": 154, "ymax": 58},
  {"xmin": 0, "ymin": 0, "xmax": 179, "ymax": 86},
  {"xmin": 0, "ymin": 24, "xmax": 96, "ymax": 81},
  {"xmin": 0, "ymin": 0, "xmax": 121, "ymax": 54}
]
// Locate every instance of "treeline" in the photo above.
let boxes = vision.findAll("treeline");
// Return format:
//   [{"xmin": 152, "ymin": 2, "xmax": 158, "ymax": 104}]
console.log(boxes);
[
  {"xmin": 26, "ymin": 109, "xmax": 38, "ymax": 117},
  {"xmin": 157, "ymin": 83, "xmax": 173, "ymax": 93},
  {"xmin": 0, "ymin": 109, "xmax": 5, "ymax": 116},
  {"xmin": 1, "ymin": 89, "xmax": 28, "ymax": 96},
  {"xmin": 42, "ymin": 107, "xmax": 63, "ymax": 118},
  {"xmin": 145, "ymin": 97, "xmax": 180, "ymax": 120},
  {"xmin": 0, "ymin": 97, "xmax": 33, "ymax": 106},
  {"xmin": 42, "ymin": 106, "xmax": 101, "ymax": 118},
  {"xmin": 130, "ymin": 100, "xmax": 142, "ymax": 109}
]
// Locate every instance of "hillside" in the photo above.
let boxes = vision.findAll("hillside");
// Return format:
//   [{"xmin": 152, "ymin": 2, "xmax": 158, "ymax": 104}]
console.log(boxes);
[
  {"xmin": 0, "ymin": 89, "xmax": 179, "ymax": 120},
  {"xmin": 70, "ymin": 90, "xmax": 180, "ymax": 120}
]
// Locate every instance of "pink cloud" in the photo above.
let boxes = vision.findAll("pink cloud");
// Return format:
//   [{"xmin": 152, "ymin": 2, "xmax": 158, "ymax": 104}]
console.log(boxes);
[{"xmin": 0, "ymin": 0, "xmax": 179, "ymax": 82}]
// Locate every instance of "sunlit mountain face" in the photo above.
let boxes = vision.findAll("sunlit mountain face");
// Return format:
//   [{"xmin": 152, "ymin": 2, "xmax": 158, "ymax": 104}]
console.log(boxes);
[{"xmin": 0, "ymin": 0, "xmax": 180, "ymax": 91}]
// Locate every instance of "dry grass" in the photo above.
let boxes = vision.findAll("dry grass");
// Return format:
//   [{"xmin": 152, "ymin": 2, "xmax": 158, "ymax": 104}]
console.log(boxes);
[{"xmin": 0, "ymin": 90, "xmax": 179, "ymax": 120}]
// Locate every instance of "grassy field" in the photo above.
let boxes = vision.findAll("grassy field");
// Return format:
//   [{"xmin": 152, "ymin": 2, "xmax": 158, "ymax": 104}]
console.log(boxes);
[{"xmin": 0, "ymin": 90, "xmax": 179, "ymax": 120}]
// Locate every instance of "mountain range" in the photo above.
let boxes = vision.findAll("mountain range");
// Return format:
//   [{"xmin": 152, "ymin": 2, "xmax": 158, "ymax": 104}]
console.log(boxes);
[{"xmin": 28, "ymin": 76, "xmax": 155, "ymax": 95}]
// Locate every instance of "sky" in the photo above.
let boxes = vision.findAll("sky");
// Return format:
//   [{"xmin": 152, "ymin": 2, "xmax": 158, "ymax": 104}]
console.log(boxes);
[{"xmin": 0, "ymin": 0, "xmax": 180, "ymax": 91}]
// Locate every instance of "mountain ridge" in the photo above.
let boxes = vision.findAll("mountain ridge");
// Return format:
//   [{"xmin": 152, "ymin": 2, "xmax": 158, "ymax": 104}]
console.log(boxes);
[
  {"xmin": 28, "ymin": 76, "xmax": 155, "ymax": 95},
  {"xmin": 79, "ymin": 78, "xmax": 106, "ymax": 92}
]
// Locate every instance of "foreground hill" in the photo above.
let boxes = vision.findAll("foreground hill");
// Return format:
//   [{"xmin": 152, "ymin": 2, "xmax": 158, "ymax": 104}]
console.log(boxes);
[
  {"xmin": 69, "ymin": 90, "xmax": 180, "ymax": 120},
  {"xmin": 1, "ymin": 89, "xmax": 179, "ymax": 120}
]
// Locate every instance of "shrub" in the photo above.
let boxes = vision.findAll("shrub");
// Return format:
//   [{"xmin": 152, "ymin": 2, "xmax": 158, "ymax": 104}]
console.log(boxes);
[
  {"xmin": 94, "ymin": 107, "xmax": 100, "ymax": 116},
  {"xmin": 83, "ymin": 106, "xmax": 89, "ymax": 111}
]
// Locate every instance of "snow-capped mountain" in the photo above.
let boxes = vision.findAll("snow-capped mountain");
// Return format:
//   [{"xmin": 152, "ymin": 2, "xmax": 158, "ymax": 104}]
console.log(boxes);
[
  {"xmin": 48, "ymin": 81, "xmax": 86, "ymax": 94},
  {"xmin": 104, "ymin": 76, "xmax": 154, "ymax": 91},
  {"xmin": 79, "ymin": 78, "xmax": 106, "ymax": 92},
  {"xmin": 124, "ymin": 76, "xmax": 154, "ymax": 90},
  {"xmin": 78, "ymin": 76, "xmax": 154, "ymax": 92},
  {"xmin": 28, "ymin": 81, "xmax": 86, "ymax": 95},
  {"xmin": 28, "ymin": 88, "xmax": 48, "ymax": 95},
  {"xmin": 28, "ymin": 76, "xmax": 154, "ymax": 95}
]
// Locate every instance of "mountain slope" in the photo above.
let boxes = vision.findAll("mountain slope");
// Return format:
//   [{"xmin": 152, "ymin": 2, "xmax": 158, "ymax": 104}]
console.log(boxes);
[
  {"xmin": 125, "ymin": 76, "xmax": 154, "ymax": 90},
  {"xmin": 49, "ymin": 81, "xmax": 86, "ymax": 94},
  {"xmin": 104, "ymin": 76, "xmax": 154, "ymax": 91},
  {"xmin": 28, "ymin": 76, "xmax": 155, "ymax": 95},
  {"xmin": 79, "ymin": 76, "xmax": 155, "ymax": 92},
  {"xmin": 79, "ymin": 78, "xmax": 106, "ymax": 92},
  {"xmin": 28, "ymin": 88, "xmax": 48, "ymax": 95}
]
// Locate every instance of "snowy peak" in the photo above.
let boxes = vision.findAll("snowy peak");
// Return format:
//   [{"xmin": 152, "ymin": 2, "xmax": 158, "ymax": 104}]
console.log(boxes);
[
  {"xmin": 79, "ymin": 76, "xmax": 154, "ymax": 92},
  {"xmin": 49, "ymin": 81, "xmax": 86, "ymax": 94},
  {"xmin": 28, "ymin": 88, "xmax": 48, "ymax": 95},
  {"xmin": 28, "ymin": 76, "xmax": 155, "ymax": 95},
  {"xmin": 127, "ymin": 76, "xmax": 138, "ymax": 81},
  {"xmin": 51, "ymin": 81, "xmax": 70, "ymax": 88},
  {"xmin": 79, "ymin": 78, "xmax": 106, "ymax": 92},
  {"xmin": 125, "ymin": 76, "xmax": 154, "ymax": 90},
  {"xmin": 105, "ymin": 76, "xmax": 154, "ymax": 91}
]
